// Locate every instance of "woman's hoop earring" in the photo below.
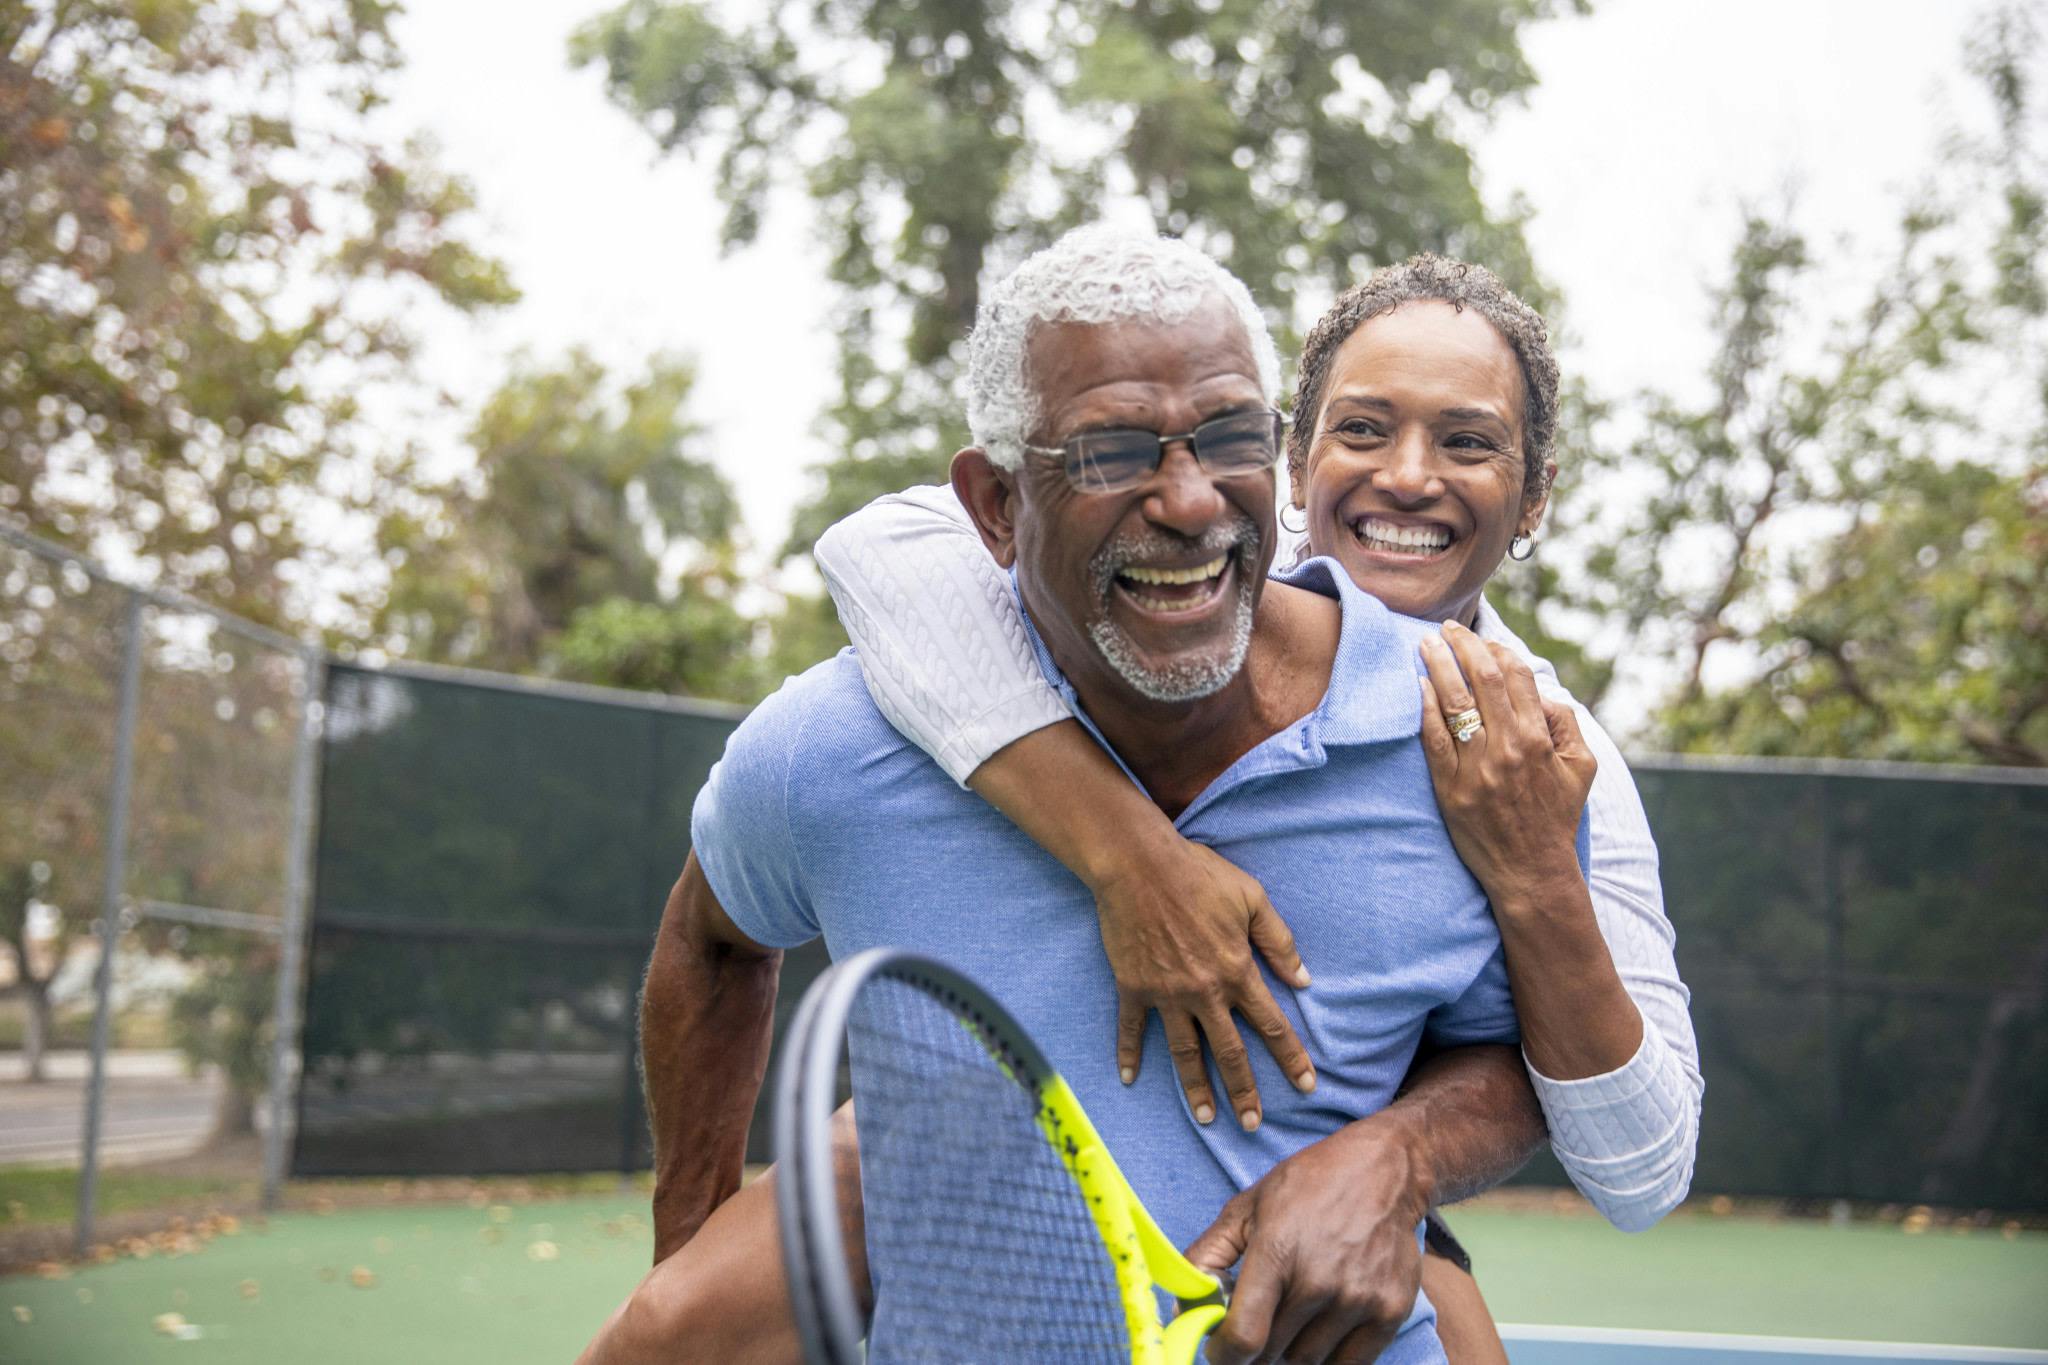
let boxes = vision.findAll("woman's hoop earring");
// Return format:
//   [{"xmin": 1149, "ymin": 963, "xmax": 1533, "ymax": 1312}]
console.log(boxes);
[
  {"xmin": 1280, "ymin": 503, "xmax": 1308, "ymax": 534},
  {"xmin": 1508, "ymin": 533, "xmax": 1537, "ymax": 561}
]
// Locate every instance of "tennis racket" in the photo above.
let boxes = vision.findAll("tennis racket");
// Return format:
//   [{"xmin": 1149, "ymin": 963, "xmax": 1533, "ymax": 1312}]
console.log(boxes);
[{"xmin": 773, "ymin": 947, "xmax": 1229, "ymax": 1364}]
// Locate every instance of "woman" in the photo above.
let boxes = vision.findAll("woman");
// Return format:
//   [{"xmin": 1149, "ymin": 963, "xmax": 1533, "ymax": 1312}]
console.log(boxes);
[{"xmin": 808, "ymin": 255, "xmax": 1701, "ymax": 1357}]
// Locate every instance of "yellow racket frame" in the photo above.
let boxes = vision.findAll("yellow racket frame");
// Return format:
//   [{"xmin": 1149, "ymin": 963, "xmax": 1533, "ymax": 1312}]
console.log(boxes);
[
  {"xmin": 778, "ymin": 950, "xmax": 1229, "ymax": 1365},
  {"xmin": 1036, "ymin": 1075, "xmax": 1228, "ymax": 1364}
]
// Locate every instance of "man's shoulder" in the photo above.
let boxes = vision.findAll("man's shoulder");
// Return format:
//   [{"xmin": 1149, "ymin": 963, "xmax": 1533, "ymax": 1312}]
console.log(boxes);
[{"xmin": 724, "ymin": 648, "xmax": 918, "ymax": 782}]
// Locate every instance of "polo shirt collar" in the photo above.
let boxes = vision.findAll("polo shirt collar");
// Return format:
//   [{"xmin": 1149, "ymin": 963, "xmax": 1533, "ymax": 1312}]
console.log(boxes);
[
  {"xmin": 1009, "ymin": 554, "xmax": 1424, "ymax": 761},
  {"xmin": 1271, "ymin": 555, "xmax": 1423, "ymax": 747}
]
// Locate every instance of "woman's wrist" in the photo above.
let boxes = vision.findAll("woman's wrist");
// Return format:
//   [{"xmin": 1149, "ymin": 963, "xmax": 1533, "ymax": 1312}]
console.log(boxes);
[
  {"xmin": 1075, "ymin": 807, "xmax": 1184, "ymax": 892},
  {"xmin": 1482, "ymin": 857, "xmax": 1591, "ymax": 921}
]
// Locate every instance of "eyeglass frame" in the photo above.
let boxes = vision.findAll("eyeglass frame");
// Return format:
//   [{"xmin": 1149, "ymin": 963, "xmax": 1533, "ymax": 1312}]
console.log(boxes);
[{"xmin": 1021, "ymin": 407, "xmax": 1291, "ymax": 494}]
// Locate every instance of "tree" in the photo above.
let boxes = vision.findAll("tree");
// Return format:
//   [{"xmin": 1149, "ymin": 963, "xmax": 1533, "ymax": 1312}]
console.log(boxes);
[
  {"xmin": 1535, "ymin": 3, "xmax": 2047, "ymax": 766},
  {"xmin": 378, "ymin": 347, "xmax": 842, "ymax": 703},
  {"xmin": 2, "ymin": 0, "xmax": 510, "ymax": 1092},
  {"xmin": 571, "ymin": 0, "xmax": 1583, "ymax": 558},
  {"xmin": 379, "ymin": 350, "xmax": 735, "ymax": 671},
  {"xmin": 2, "ymin": 0, "xmax": 515, "ymax": 626}
]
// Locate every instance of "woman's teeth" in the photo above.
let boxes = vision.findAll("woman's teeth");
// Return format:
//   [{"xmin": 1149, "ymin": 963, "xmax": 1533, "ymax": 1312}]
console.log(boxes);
[
  {"xmin": 1353, "ymin": 518, "xmax": 1451, "ymax": 555},
  {"xmin": 1118, "ymin": 556, "xmax": 1228, "ymax": 611}
]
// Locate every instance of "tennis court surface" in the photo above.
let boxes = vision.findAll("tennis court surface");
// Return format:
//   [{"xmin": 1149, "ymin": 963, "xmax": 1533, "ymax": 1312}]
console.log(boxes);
[
  {"xmin": 2, "ymin": 1192, "xmax": 2043, "ymax": 1362},
  {"xmin": 1503, "ymin": 1325, "xmax": 2048, "ymax": 1363}
]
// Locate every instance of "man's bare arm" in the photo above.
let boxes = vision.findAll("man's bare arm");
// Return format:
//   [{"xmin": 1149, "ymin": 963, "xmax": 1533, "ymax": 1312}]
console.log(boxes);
[
  {"xmin": 643, "ymin": 851, "xmax": 783, "ymax": 1263},
  {"xmin": 1394, "ymin": 1041, "xmax": 1548, "ymax": 1206}
]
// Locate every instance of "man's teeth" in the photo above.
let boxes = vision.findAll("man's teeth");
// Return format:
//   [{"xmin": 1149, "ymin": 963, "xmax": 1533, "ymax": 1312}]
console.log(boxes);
[
  {"xmin": 1120, "ymin": 556, "xmax": 1227, "ymax": 586},
  {"xmin": 1355, "ymin": 519, "xmax": 1451, "ymax": 553},
  {"xmin": 1117, "ymin": 555, "xmax": 1228, "ymax": 612}
]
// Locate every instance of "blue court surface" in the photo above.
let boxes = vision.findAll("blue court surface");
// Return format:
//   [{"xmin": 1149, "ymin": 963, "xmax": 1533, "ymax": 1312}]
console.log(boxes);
[{"xmin": 1502, "ymin": 1325, "xmax": 2048, "ymax": 1364}]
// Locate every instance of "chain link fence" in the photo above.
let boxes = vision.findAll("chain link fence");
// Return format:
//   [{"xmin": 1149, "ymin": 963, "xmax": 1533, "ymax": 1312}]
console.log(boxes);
[{"xmin": 0, "ymin": 523, "xmax": 319, "ymax": 1254}]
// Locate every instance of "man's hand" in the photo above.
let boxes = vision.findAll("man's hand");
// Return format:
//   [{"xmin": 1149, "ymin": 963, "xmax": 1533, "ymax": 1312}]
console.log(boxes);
[
  {"xmin": 1184, "ymin": 1111, "xmax": 1433, "ymax": 1365},
  {"xmin": 1092, "ymin": 830, "xmax": 1316, "ymax": 1131}
]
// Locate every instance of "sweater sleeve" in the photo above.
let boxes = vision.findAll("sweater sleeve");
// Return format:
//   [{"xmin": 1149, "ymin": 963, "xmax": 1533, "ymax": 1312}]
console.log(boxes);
[
  {"xmin": 1526, "ymin": 697, "xmax": 1703, "ymax": 1230},
  {"xmin": 813, "ymin": 484, "xmax": 1071, "ymax": 787},
  {"xmin": 1471, "ymin": 601, "xmax": 1703, "ymax": 1230}
]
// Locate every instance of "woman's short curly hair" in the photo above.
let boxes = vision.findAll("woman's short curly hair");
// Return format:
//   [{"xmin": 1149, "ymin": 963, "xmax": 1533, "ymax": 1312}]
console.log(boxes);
[{"xmin": 1287, "ymin": 255, "xmax": 1559, "ymax": 509}]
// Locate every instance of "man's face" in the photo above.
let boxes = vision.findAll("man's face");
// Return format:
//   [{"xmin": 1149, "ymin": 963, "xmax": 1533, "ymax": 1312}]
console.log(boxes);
[{"xmin": 1007, "ymin": 295, "xmax": 1277, "ymax": 707}]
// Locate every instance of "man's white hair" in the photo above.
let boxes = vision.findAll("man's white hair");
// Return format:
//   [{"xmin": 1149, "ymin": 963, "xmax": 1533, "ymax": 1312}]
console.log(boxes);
[{"xmin": 966, "ymin": 224, "xmax": 1282, "ymax": 469}]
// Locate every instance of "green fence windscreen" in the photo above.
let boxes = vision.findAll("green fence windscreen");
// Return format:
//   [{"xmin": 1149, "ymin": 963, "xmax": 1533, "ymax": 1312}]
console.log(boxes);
[
  {"xmin": 296, "ymin": 663, "xmax": 2048, "ymax": 1208},
  {"xmin": 293, "ymin": 662, "xmax": 828, "ymax": 1176}
]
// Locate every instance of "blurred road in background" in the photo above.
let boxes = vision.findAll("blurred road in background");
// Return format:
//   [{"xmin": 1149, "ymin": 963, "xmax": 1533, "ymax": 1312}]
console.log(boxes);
[{"xmin": 0, "ymin": 1052, "xmax": 219, "ymax": 1167}]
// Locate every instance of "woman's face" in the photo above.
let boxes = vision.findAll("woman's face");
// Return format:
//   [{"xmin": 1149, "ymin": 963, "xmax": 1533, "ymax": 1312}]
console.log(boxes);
[{"xmin": 1296, "ymin": 300, "xmax": 1547, "ymax": 624}]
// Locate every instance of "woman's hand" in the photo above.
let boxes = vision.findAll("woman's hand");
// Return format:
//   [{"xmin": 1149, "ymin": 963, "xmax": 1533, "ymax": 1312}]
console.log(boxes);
[
  {"xmin": 966, "ymin": 720, "xmax": 1317, "ymax": 1129},
  {"xmin": 1418, "ymin": 623, "xmax": 1644, "ymax": 1081},
  {"xmin": 1089, "ymin": 831, "xmax": 1317, "ymax": 1131},
  {"xmin": 1417, "ymin": 622, "xmax": 1596, "ymax": 907}
]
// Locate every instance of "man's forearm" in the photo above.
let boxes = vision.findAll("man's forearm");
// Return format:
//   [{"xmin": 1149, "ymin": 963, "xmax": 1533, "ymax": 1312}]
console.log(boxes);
[
  {"xmin": 1384, "ymin": 1042, "xmax": 1546, "ymax": 1207},
  {"xmin": 643, "ymin": 854, "xmax": 783, "ymax": 1262}
]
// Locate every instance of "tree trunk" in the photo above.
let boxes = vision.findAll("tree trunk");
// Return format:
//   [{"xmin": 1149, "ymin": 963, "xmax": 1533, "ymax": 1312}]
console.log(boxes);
[
  {"xmin": 19, "ymin": 978, "xmax": 51, "ymax": 1083},
  {"xmin": 1921, "ymin": 930, "xmax": 2048, "ymax": 1204},
  {"xmin": 212, "ymin": 1079, "xmax": 257, "ymax": 1139}
]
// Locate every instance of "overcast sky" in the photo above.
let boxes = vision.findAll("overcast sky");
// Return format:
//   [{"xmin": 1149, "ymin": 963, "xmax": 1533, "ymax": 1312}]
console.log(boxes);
[{"xmin": 381, "ymin": 0, "xmax": 1982, "ymax": 578}]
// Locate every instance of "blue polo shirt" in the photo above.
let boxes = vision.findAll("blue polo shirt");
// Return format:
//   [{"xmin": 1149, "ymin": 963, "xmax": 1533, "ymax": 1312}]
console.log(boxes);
[{"xmin": 693, "ymin": 557, "xmax": 1577, "ymax": 1364}]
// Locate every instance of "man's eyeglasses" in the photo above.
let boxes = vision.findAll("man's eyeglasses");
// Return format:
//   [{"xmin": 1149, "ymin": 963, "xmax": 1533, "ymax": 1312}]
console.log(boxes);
[{"xmin": 1024, "ymin": 408, "xmax": 1288, "ymax": 494}]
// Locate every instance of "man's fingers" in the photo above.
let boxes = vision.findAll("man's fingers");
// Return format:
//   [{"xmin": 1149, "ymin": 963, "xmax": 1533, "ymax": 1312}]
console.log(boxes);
[
  {"xmin": 1237, "ymin": 969, "xmax": 1316, "ymax": 1094},
  {"xmin": 1162, "ymin": 1012, "xmax": 1218, "ymax": 1126},
  {"xmin": 1116, "ymin": 991, "xmax": 1147, "ymax": 1086},
  {"xmin": 1183, "ymin": 1187, "xmax": 1253, "ymax": 1277},
  {"xmin": 1259, "ymin": 1284, "xmax": 1336, "ymax": 1365},
  {"xmin": 1204, "ymin": 1235, "xmax": 1285, "ymax": 1365},
  {"xmin": 1247, "ymin": 897, "xmax": 1312, "ymax": 991},
  {"xmin": 1199, "ymin": 1002, "xmax": 1262, "ymax": 1130},
  {"xmin": 1328, "ymin": 1318, "xmax": 1400, "ymax": 1365}
]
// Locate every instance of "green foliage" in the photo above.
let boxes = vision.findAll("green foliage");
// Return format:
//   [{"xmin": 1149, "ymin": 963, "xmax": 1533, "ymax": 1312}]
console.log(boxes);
[
  {"xmin": 382, "ymin": 348, "xmax": 848, "ymax": 703},
  {"xmin": 573, "ymin": 0, "xmax": 1580, "ymax": 559},
  {"xmin": 378, "ymin": 350, "xmax": 737, "ymax": 674},
  {"xmin": 555, "ymin": 577, "xmax": 848, "ymax": 705},
  {"xmin": 169, "ymin": 934, "xmax": 278, "ymax": 1133},
  {"xmin": 1657, "ymin": 460, "xmax": 2047, "ymax": 765},
  {"xmin": 1545, "ymin": 3, "xmax": 2048, "ymax": 766},
  {"xmin": 1, "ymin": 0, "xmax": 515, "ymax": 630}
]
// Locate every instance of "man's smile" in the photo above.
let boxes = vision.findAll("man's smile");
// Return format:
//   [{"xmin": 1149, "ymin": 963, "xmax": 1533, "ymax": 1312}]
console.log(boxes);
[{"xmin": 1113, "ymin": 555, "xmax": 1233, "ymax": 613}]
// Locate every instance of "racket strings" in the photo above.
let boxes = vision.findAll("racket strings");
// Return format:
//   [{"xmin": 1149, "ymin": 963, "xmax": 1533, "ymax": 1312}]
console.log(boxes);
[{"xmin": 849, "ymin": 976, "xmax": 1133, "ymax": 1361}]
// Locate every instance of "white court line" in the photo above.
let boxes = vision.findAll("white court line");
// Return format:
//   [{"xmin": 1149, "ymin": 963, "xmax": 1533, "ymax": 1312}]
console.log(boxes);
[{"xmin": 1500, "ymin": 1325, "xmax": 2048, "ymax": 1361}]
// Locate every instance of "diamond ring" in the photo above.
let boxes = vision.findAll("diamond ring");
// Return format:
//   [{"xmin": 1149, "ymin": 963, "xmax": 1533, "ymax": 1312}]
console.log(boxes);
[{"xmin": 1446, "ymin": 707, "xmax": 1483, "ymax": 744}]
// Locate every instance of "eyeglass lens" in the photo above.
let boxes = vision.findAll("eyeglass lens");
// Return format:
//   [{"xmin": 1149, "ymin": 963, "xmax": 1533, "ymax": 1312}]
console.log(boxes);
[{"xmin": 1066, "ymin": 411, "xmax": 1282, "ymax": 492}]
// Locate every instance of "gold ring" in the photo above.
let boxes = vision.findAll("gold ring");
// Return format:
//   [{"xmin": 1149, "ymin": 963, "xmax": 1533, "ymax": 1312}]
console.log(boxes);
[{"xmin": 1447, "ymin": 708, "xmax": 1483, "ymax": 743}]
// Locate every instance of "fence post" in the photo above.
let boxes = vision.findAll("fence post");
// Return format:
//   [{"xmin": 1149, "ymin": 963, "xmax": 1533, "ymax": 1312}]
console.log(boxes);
[
  {"xmin": 1819, "ymin": 776, "xmax": 1850, "ymax": 1202},
  {"xmin": 75, "ymin": 588, "xmax": 145, "ymax": 1257},
  {"xmin": 262, "ymin": 651, "xmax": 325, "ymax": 1209}
]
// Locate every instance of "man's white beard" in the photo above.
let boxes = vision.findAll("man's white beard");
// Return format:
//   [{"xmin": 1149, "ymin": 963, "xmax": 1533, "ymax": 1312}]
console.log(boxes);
[{"xmin": 1084, "ymin": 515, "xmax": 1259, "ymax": 703}]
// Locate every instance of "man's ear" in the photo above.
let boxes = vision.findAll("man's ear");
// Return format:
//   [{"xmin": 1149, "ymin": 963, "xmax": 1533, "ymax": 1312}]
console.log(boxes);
[{"xmin": 951, "ymin": 447, "xmax": 1020, "ymax": 569}]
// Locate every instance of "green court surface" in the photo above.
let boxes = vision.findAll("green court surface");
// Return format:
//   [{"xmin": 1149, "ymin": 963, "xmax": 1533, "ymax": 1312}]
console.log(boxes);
[
  {"xmin": 3, "ymin": 1197, "xmax": 2044, "ymax": 1362},
  {"xmin": 1460, "ymin": 1210, "xmax": 2048, "ymax": 1351}
]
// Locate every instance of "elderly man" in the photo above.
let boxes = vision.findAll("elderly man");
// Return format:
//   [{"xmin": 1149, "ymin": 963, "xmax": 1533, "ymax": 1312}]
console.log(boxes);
[{"xmin": 593, "ymin": 225, "xmax": 1557, "ymax": 1365}]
